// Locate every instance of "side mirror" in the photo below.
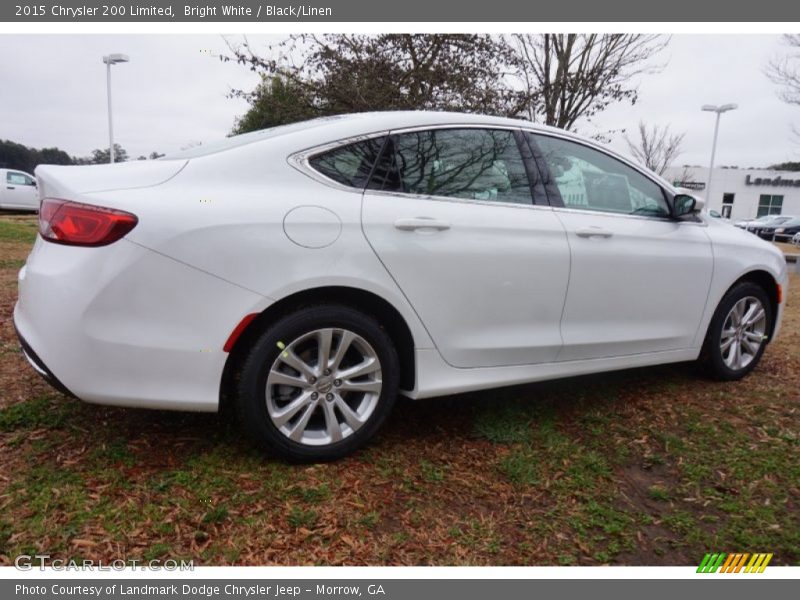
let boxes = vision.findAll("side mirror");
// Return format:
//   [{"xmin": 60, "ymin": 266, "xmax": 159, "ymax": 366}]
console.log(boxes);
[{"xmin": 673, "ymin": 194, "xmax": 701, "ymax": 218}]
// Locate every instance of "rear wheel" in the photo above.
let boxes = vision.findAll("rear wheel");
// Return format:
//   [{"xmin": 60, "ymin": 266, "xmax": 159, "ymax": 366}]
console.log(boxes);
[
  {"xmin": 235, "ymin": 305, "xmax": 399, "ymax": 462},
  {"xmin": 700, "ymin": 282, "xmax": 772, "ymax": 380}
]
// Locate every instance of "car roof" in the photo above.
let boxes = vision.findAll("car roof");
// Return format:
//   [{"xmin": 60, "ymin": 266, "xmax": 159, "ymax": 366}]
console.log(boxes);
[
  {"xmin": 168, "ymin": 111, "xmax": 572, "ymax": 160},
  {"xmin": 166, "ymin": 110, "xmax": 673, "ymax": 189}
]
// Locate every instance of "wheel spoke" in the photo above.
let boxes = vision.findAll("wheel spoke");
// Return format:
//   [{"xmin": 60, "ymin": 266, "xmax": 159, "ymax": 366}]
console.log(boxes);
[
  {"xmin": 720, "ymin": 335, "xmax": 735, "ymax": 353},
  {"xmin": 744, "ymin": 330, "xmax": 764, "ymax": 342},
  {"xmin": 317, "ymin": 329, "xmax": 333, "ymax": 372},
  {"xmin": 322, "ymin": 400, "xmax": 343, "ymax": 442},
  {"xmin": 730, "ymin": 302, "xmax": 743, "ymax": 326},
  {"xmin": 337, "ymin": 356, "xmax": 380, "ymax": 380},
  {"xmin": 745, "ymin": 307, "xmax": 765, "ymax": 327},
  {"xmin": 271, "ymin": 391, "xmax": 313, "ymax": 427},
  {"xmin": 334, "ymin": 395, "xmax": 366, "ymax": 430},
  {"xmin": 339, "ymin": 379, "xmax": 382, "ymax": 394},
  {"xmin": 329, "ymin": 330, "xmax": 355, "ymax": 373},
  {"xmin": 741, "ymin": 336, "xmax": 760, "ymax": 355},
  {"xmin": 741, "ymin": 302, "xmax": 759, "ymax": 326},
  {"xmin": 277, "ymin": 349, "xmax": 316, "ymax": 380},
  {"xmin": 288, "ymin": 403, "xmax": 317, "ymax": 442},
  {"xmin": 733, "ymin": 340, "xmax": 743, "ymax": 369},
  {"xmin": 268, "ymin": 370, "xmax": 308, "ymax": 389}
]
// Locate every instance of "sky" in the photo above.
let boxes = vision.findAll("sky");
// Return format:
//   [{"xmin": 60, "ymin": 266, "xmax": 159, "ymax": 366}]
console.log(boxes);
[{"xmin": 0, "ymin": 34, "xmax": 798, "ymax": 167}]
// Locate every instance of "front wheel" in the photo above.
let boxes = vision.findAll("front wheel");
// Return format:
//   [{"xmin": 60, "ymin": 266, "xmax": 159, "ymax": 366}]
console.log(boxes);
[
  {"xmin": 235, "ymin": 305, "xmax": 399, "ymax": 462},
  {"xmin": 700, "ymin": 282, "xmax": 772, "ymax": 381}
]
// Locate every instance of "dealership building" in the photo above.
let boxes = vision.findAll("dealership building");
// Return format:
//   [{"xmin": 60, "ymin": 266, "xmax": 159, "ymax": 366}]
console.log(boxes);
[{"xmin": 663, "ymin": 166, "xmax": 800, "ymax": 221}]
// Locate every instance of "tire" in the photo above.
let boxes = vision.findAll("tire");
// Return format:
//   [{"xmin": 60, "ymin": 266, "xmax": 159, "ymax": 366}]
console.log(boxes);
[
  {"xmin": 699, "ymin": 281, "xmax": 772, "ymax": 381},
  {"xmin": 235, "ymin": 304, "xmax": 399, "ymax": 462}
]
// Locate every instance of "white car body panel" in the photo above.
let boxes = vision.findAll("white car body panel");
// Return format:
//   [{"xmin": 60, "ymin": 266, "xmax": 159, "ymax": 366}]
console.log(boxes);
[
  {"xmin": 1, "ymin": 169, "xmax": 39, "ymax": 211},
  {"xmin": 552, "ymin": 209, "xmax": 714, "ymax": 360},
  {"xmin": 14, "ymin": 111, "xmax": 788, "ymax": 412},
  {"xmin": 362, "ymin": 193, "xmax": 570, "ymax": 368}
]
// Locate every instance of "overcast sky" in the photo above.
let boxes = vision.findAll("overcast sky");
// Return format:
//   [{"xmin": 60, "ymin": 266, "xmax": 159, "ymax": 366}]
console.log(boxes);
[{"xmin": 1, "ymin": 34, "xmax": 798, "ymax": 167}]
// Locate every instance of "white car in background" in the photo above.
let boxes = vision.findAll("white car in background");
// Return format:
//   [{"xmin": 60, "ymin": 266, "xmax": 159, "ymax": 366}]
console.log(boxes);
[
  {"xmin": 14, "ymin": 112, "xmax": 789, "ymax": 461},
  {"xmin": 0, "ymin": 168, "xmax": 39, "ymax": 211}
]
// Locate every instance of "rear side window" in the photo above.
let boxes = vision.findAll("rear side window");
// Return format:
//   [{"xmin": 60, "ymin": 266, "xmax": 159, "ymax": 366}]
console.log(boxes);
[
  {"xmin": 309, "ymin": 137, "xmax": 387, "ymax": 189},
  {"xmin": 381, "ymin": 129, "xmax": 532, "ymax": 204}
]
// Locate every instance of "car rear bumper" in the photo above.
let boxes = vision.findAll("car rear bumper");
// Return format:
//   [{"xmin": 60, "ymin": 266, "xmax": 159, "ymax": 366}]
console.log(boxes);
[
  {"xmin": 14, "ymin": 237, "xmax": 267, "ymax": 412},
  {"xmin": 14, "ymin": 321, "xmax": 75, "ymax": 397}
]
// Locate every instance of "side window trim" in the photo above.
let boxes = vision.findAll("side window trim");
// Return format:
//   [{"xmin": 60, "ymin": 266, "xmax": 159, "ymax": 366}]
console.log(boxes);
[
  {"xmin": 526, "ymin": 131, "xmax": 674, "ymax": 219},
  {"xmin": 513, "ymin": 130, "xmax": 549, "ymax": 206},
  {"xmin": 520, "ymin": 131, "xmax": 564, "ymax": 208}
]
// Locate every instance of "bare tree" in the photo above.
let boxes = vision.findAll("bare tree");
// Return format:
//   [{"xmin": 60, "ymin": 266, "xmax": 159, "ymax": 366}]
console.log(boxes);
[
  {"xmin": 511, "ymin": 34, "xmax": 669, "ymax": 130},
  {"xmin": 624, "ymin": 121, "xmax": 686, "ymax": 175},
  {"xmin": 766, "ymin": 34, "xmax": 800, "ymax": 106}
]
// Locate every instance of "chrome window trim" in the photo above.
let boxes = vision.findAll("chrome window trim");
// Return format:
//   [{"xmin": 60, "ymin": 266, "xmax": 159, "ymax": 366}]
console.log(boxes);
[
  {"xmin": 287, "ymin": 129, "xmax": 392, "ymax": 195},
  {"xmin": 287, "ymin": 122, "xmax": 703, "ymax": 224}
]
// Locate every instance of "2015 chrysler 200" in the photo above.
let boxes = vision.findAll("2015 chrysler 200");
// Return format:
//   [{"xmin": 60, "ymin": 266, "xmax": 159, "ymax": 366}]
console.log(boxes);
[{"xmin": 14, "ymin": 112, "xmax": 788, "ymax": 461}]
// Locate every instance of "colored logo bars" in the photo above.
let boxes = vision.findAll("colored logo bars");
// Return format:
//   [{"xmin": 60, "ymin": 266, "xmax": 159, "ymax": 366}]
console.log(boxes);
[{"xmin": 697, "ymin": 553, "xmax": 773, "ymax": 573}]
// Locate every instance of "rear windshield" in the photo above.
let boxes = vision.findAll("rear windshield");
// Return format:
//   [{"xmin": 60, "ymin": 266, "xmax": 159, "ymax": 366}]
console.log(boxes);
[{"xmin": 164, "ymin": 115, "xmax": 347, "ymax": 159}]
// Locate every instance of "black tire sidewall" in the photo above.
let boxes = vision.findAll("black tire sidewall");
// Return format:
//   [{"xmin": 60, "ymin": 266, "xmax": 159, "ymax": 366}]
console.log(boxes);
[
  {"xmin": 703, "ymin": 282, "xmax": 772, "ymax": 381},
  {"xmin": 236, "ymin": 305, "xmax": 400, "ymax": 462}
]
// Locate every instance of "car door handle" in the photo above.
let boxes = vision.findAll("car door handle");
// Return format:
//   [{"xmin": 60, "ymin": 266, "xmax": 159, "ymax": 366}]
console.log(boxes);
[
  {"xmin": 6, "ymin": 186, "xmax": 15, "ymax": 190},
  {"xmin": 575, "ymin": 227, "xmax": 613, "ymax": 239},
  {"xmin": 394, "ymin": 217, "xmax": 451, "ymax": 232}
]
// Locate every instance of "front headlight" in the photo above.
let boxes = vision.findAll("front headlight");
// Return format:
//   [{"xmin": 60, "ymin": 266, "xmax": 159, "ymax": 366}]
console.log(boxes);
[{"xmin": 776, "ymin": 228, "xmax": 785, "ymax": 233}]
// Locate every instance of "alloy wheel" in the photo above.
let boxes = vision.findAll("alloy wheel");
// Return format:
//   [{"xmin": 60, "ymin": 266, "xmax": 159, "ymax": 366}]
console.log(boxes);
[
  {"xmin": 265, "ymin": 328, "xmax": 383, "ymax": 446},
  {"xmin": 720, "ymin": 296, "xmax": 767, "ymax": 371}
]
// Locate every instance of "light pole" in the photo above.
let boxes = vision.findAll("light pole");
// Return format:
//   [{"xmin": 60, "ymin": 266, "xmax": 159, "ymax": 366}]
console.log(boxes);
[
  {"xmin": 701, "ymin": 103, "xmax": 737, "ymax": 208},
  {"xmin": 102, "ymin": 53, "xmax": 129, "ymax": 164}
]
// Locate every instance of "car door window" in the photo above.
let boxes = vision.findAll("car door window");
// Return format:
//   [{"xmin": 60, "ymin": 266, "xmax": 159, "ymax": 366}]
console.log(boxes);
[
  {"xmin": 308, "ymin": 136, "xmax": 387, "ymax": 189},
  {"xmin": 7, "ymin": 172, "xmax": 32, "ymax": 186},
  {"xmin": 533, "ymin": 134, "xmax": 670, "ymax": 217},
  {"xmin": 379, "ymin": 129, "xmax": 533, "ymax": 205}
]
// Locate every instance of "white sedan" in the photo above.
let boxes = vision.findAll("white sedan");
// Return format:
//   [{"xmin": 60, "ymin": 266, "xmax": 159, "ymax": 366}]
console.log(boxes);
[
  {"xmin": 14, "ymin": 112, "xmax": 788, "ymax": 461},
  {"xmin": 0, "ymin": 168, "xmax": 39, "ymax": 211}
]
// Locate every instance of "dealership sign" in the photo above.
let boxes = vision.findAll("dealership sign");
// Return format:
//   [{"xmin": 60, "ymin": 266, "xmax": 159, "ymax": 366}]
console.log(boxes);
[
  {"xmin": 673, "ymin": 181, "xmax": 706, "ymax": 190},
  {"xmin": 745, "ymin": 174, "xmax": 800, "ymax": 187}
]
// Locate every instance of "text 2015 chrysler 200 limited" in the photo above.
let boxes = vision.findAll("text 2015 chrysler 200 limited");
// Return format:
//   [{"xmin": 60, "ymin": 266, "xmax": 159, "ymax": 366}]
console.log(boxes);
[{"xmin": 14, "ymin": 112, "xmax": 788, "ymax": 461}]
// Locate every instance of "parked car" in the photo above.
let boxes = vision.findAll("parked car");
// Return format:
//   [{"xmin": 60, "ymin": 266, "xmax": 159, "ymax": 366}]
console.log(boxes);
[
  {"xmin": 747, "ymin": 215, "xmax": 795, "ymax": 240},
  {"xmin": 14, "ymin": 112, "xmax": 788, "ymax": 461},
  {"xmin": 734, "ymin": 215, "xmax": 773, "ymax": 229},
  {"xmin": 768, "ymin": 217, "xmax": 800, "ymax": 243},
  {"xmin": 0, "ymin": 168, "xmax": 39, "ymax": 211}
]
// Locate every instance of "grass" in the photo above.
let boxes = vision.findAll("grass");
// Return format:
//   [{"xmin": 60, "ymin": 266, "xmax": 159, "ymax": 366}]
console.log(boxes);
[
  {"xmin": 0, "ymin": 219, "xmax": 37, "ymax": 244},
  {"xmin": 0, "ymin": 214, "xmax": 798, "ymax": 565}
]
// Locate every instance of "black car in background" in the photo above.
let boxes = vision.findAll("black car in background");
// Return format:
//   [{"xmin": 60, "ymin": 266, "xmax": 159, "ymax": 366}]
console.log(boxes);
[
  {"xmin": 747, "ymin": 215, "xmax": 795, "ymax": 240},
  {"xmin": 762, "ymin": 217, "xmax": 800, "ymax": 243}
]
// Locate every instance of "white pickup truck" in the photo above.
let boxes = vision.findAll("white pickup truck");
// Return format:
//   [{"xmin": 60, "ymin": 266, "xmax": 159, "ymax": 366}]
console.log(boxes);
[{"xmin": 0, "ymin": 168, "xmax": 39, "ymax": 211}]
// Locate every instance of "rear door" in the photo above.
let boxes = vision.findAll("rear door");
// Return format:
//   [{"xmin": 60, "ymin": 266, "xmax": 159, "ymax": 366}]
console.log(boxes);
[
  {"xmin": 528, "ymin": 132, "xmax": 713, "ymax": 361},
  {"xmin": 361, "ymin": 127, "xmax": 571, "ymax": 368}
]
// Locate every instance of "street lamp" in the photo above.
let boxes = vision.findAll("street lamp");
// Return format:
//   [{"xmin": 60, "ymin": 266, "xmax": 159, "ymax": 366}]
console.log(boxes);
[
  {"xmin": 701, "ymin": 103, "xmax": 737, "ymax": 208},
  {"xmin": 102, "ymin": 53, "xmax": 129, "ymax": 163}
]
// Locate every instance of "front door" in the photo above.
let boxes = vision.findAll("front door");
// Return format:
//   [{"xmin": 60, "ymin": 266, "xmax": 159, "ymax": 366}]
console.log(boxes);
[{"xmin": 529, "ymin": 132, "xmax": 714, "ymax": 361}]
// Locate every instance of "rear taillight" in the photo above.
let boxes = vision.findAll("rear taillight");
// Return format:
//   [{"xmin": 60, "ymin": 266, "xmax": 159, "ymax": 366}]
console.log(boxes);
[{"xmin": 39, "ymin": 198, "xmax": 138, "ymax": 247}]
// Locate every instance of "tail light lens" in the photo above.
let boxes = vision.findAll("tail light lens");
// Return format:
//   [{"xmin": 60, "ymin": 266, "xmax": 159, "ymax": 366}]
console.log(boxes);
[{"xmin": 39, "ymin": 198, "xmax": 138, "ymax": 247}]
